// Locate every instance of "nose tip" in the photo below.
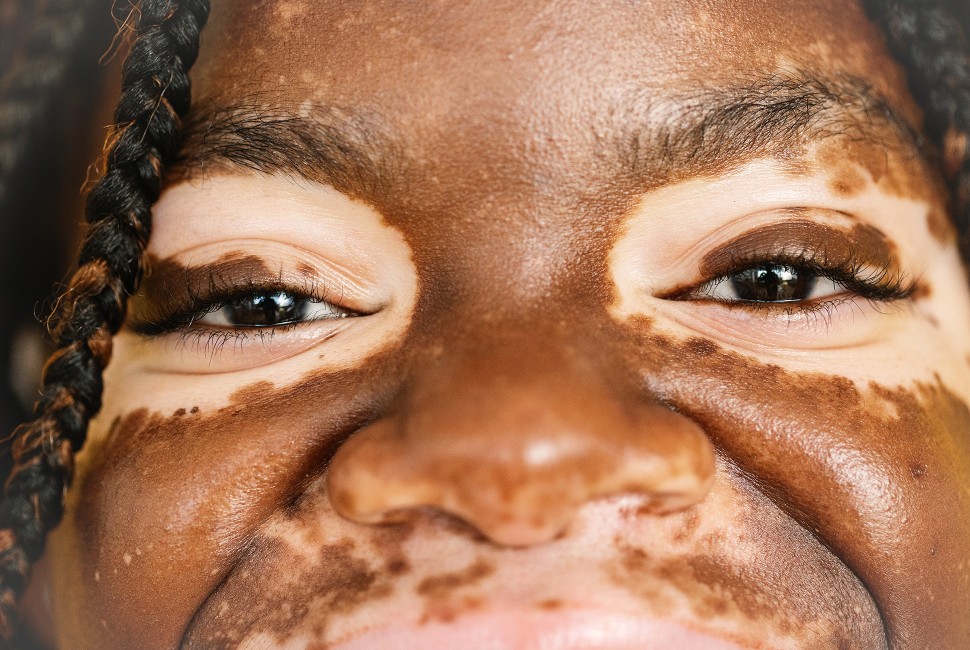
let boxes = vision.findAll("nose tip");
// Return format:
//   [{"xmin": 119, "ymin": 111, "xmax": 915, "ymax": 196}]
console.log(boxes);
[{"xmin": 326, "ymin": 348, "xmax": 716, "ymax": 547}]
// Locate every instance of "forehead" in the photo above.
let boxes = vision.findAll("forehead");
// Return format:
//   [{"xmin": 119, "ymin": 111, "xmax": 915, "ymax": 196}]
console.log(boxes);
[
  {"xmin": 195, "ymin": 0, "xmax": 915, "ymax": 113},
  {"xmin": 189, "ymin": 0, "xmax": 924, "ymax": 209}
]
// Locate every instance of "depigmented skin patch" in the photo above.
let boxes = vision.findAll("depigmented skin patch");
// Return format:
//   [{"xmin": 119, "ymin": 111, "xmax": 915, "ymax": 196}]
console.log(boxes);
[{"xmin": 32, "ymin": 0, "xmax": 970, "ymax": 649}]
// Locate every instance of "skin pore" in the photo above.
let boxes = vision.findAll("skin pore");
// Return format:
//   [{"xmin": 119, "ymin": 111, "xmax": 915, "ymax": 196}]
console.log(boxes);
[{"xmin": 20, "ymin": 0, "xmax": 970, "ymax": 648}]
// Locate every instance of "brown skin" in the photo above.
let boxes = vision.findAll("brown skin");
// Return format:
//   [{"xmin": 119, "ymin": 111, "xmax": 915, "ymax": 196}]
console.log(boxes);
[{"xmin": 23, "ymin": 0, "xmax": 970, "ymax": 648}]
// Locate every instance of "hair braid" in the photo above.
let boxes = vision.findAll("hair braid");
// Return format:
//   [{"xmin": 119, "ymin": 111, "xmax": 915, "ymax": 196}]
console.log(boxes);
[
  {"xmin": 0, "ymin": 0, "xmax": 210, "ymax": 639},
  {"xmin": 864, "ymin": 0, "xmax": 970, "ymax": 262}
]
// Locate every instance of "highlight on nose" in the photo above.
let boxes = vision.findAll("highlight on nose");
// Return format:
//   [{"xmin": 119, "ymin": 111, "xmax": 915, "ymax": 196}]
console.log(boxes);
[{"xmin": 326, "ymin": 347, "xmax": 716, "ymax": 547}]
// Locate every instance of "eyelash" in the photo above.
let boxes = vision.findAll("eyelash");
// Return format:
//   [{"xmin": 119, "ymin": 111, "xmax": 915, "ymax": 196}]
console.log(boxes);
[
  {"xmin": 130, "ymin": 244, "xmax": 916, "ymax": 354},
  {"xmin": 682, "ymin": 248, "xmax": 917, "ymax": 316},
  {"xmin": 130, "ymin": 272, "xmax": 349, "ymax": 352}
]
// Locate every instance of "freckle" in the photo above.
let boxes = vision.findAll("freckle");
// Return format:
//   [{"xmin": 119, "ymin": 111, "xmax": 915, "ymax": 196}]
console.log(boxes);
[
  {"xmin": 911, "ymin": 282, "xmax": 932, "ymax": 301},
  {"xmin": 297, "ymin": 261, "xmax": 315, "ymax": 277},
  {"xmin": 173, "ymin": 408, "xmax": 186, "ymax": 417},
  {"xmin": 826, "ymin": 165, "xmax": 866, "ymax": 197},
  {"xmin": 684, "ymin": 337, "xmax": 718, "ymax": 357},
  {"xmin": 385, "ymin": 557, "xmax": 410, "ymax": 576},
  {"xmin": 926, "ymin": 206, "xmax": 954, "ymax": 244},
  {"xmin": 910, "ymin": 462, "xmax": 928, "ymax": 482},
  {"xmin": 539, "ymin": 598, "xmax": 563, "ymax": 610},
  {"xmin": 673, "ymin": 510, "xmax": 700, "ymax": 542},
  {"xmin": 416, "ymin": 558, "xmax": 495, "ymax": 598}
]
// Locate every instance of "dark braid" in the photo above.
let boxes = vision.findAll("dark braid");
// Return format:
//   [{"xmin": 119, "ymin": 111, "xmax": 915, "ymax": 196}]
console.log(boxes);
[
  {"xmin": 864, "ymin": 0, "xmax": 970, "ymax": 262},
  {"xmin": 0, "ymin": 0, "xmax": 209, "ymax": 639}
]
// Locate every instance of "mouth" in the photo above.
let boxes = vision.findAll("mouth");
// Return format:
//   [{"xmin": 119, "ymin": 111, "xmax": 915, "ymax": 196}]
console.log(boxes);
[{"xmin": 327, "ymin": 609, "xmax": 752, "ymax": 650}]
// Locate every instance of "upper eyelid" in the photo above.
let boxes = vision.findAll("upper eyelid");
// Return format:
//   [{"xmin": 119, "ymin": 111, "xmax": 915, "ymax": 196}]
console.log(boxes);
[
  {"xmin": 127, "ymin": 264, "xmax": 354, "ymax": 336},
  {"xmin": 696, "ymin": 219, "xmax": 899, "ymax": 279}
]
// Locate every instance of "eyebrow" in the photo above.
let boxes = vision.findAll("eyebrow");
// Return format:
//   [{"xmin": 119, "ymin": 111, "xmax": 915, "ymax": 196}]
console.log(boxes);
[
  {"xmin": 622, "ymin": 74, "xmax": 926, "ymax": 188},
  {"xmin": 170, "ymin": 73, "xmax": 927, "ymax": 197},
  {"xmin": 170, "ymin": 101, "xmax": 401, "ymax": 200}
]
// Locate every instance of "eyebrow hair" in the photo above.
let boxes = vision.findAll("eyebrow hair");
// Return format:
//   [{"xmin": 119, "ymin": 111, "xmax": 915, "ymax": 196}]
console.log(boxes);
[
  {"xmin": 170, "ymin": 100, "xmax": 402, "ymax": 200},
  {"xmin": 621, "ymin": 73, "xmax": 927, "ymax": 187},
  {"xmin": 170, "ymin": 72, "xmax": 928, "ymax": 198}
]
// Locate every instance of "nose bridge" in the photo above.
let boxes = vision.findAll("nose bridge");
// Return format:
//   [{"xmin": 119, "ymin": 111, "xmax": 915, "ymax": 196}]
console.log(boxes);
[{"xmin": 326, "ymin": 324, "xmax": 716, "ymax": 546}]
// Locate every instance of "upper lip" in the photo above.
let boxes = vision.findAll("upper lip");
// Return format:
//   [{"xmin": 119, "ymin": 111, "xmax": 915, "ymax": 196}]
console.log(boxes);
[{"xmin": 326, "ymin": 608, "xmax": 756, "ymax": 650}]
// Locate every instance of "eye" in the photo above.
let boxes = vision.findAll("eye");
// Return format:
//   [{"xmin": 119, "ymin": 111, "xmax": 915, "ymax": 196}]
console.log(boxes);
[
  {"xmin": 699, "ymin": 264, "xmax": 843, "ymax": 304},
  {"xmin": 195, "ymin": 291, "xmax": 351, "ymax": 328}
]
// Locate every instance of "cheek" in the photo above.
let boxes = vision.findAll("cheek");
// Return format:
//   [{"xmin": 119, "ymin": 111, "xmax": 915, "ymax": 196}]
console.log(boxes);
[
  {"xmin": 181, "ymin": 479, "xmax": 414, "ymax": 648},
  {"xmin": 618, "ymin": 323, "xmax": 970, "ymax": 643},
  {"xmin": 46, "ymin": 356, "xmax": 400, "ymax": 648}
]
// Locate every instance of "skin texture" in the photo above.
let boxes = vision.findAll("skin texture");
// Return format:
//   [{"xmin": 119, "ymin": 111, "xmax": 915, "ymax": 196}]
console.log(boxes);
[{"xmin": 22, "ymin": 0, "xmax": 970, "ymax": 648}]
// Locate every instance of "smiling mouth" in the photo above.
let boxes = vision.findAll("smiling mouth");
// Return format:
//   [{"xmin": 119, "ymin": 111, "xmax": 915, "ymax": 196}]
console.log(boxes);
[{"xmin": 327, "ymin": 609, "xmax": 752, "ymax": 650}]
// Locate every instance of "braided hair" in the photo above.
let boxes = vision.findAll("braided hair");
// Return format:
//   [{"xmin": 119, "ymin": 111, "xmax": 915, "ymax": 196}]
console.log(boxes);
[
  {"xmin": 0, "ymin": 0, "xmax": 209, "ymax": 639},
  {"xmin": 864, "ymin": 0, "xmax": 970, "ymax": 263},
  {"xmin": 0, "ymin": 0, "xmax": 966, "ymax": 642}
]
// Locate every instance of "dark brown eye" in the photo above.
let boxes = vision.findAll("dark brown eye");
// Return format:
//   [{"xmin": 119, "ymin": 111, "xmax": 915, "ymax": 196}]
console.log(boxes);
[
  {"xmin": 197, "ymin": 291, "xmax": 349, "ymax": 328},
  {"xmin": 729, "ymin": 265, "xmax": 818, "ymax": 302}
]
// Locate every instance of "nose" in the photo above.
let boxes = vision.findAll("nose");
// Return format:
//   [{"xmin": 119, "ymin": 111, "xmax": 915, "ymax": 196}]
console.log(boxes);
[{"xmin": 327, "ymin": 338, "xmax": 715, "ymax": 546}]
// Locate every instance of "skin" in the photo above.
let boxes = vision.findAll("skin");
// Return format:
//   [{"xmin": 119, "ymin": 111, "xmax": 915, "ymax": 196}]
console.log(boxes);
[{"xmin": 20, "ymin": 0, "xmax": 970, "ymax": 647}]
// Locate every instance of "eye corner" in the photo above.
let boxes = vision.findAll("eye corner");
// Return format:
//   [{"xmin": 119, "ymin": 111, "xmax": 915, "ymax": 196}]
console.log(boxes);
[{"xmin": 655, "ymin": 283, "xmax": 697, "ymax": 302}]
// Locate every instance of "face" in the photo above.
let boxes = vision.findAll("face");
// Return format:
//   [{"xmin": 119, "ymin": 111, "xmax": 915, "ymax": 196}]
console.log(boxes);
[{"xmin": 28, "ymin": 0, "xmax": 970, "ymax": 648}]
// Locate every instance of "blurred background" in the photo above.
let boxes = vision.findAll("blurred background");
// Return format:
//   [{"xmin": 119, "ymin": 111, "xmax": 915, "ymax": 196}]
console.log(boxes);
[{"xmin": 1, "ymin": 0, "xmax": 120, "ymax": 464}]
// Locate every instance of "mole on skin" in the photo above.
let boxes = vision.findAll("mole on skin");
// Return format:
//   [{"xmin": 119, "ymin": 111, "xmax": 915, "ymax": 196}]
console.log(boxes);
[{"xmin": 20, "ymin": 1, "xmax": 970, "ymax": 649}]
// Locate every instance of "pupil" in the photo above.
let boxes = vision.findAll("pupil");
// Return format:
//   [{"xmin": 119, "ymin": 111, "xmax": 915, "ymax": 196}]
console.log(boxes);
[
  {"xmin": 227, "ymin": 292, "xmax": 304, "ymax": 326},
  {"xmin": 729, "ymin": 265, "xmax": 816, "ymax": 302}
]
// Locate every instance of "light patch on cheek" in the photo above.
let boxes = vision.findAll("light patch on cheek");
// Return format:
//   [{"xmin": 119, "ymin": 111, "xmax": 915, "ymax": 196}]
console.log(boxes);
[{"xmin": 273, "ymin": 0, "xmax": 309, "ymax": 26}]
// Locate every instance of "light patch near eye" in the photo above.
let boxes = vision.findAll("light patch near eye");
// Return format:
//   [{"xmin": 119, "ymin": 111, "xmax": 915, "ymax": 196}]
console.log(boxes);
[
  {"xmin": 118, "ymin": 173, "xmax": 419, "ymax": 382},
  {"xmin": 605, "ymin": 159, "xmax": 944, "ymax": 359}
]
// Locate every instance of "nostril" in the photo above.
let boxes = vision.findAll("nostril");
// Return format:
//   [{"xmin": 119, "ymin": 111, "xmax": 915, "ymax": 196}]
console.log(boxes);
[{"xmin": 326, "ymin": 398, "xmax": 716, "ymax": 547}]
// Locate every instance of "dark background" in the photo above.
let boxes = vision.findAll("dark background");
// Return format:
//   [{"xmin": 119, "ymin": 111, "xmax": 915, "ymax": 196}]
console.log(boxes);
[{"xmin": 1, "ymin": 0, "xmax": 119, "ymax": 449}]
